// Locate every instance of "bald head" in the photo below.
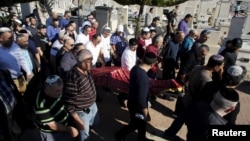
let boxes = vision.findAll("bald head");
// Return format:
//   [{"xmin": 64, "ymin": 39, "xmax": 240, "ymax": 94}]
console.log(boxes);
[
  {"xmin": 189, "ymin": 29, "xmax": 199, "ymax": 39},
  {"xmin": 64, "ymin": 37, "xmax": 75, "ymax": 50},
  {"xmin": 51, "ymin": 11, "xmax": 58, "ymax": 19}
]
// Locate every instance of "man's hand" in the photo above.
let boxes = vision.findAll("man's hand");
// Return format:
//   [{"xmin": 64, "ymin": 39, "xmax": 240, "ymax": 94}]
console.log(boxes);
[
  {"xmin": 71, "ymin": 112, "xmax": 85, "ymax": 130},
  {"xmin": 146, "ymin": 112, "xmax": 151, "ymax": 122},
  {"xmin": 75, "ymin": 121, "xmax": 85, "ymax": 130},
  {"xmin": 27, "ymin": 74, "xmax": 34, "ymax": 81},
  {"xmin": 112, "ymin": 53, "xmax": 118, "ymax": 59},
  {"xmin": 180, "ymin": 74, "xmax": 186, "ymax": 83},
  {"xmin": 68, "ymin": 126, "xmax": 79, "ymax": 137},
  {"xmin": 48, "ymin": 41, "xmax": 52, "ymax": 46}
]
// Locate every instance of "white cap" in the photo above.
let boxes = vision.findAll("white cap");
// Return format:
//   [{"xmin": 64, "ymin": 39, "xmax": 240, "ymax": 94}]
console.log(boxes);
[
  {"xmin": 82, "ymin": 21, "xmax": 91, "ymax": 28},
  {"xmin": 14, "ymin": 19, "xmax": 22, "ymax": 25},
  {"xmin": 0, "ymin": 27, "xmax": 11, "ymax": 33},
  {"xmin": 117, "ymin": 24, "xmax": 124, "ymax": 32},
  {"xmin": 142, "ymin": 27, "xmax": 150, "ymax": 32},
  {"xmin": 150, "ymin": 26, "xmax": 156, "ymax": 30}
]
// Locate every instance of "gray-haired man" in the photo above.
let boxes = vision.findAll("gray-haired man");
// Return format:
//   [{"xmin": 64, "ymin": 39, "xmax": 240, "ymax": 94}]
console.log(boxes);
[{"xmin": 63, "ymin": 49, "xmax": 99, "ymax": 141}]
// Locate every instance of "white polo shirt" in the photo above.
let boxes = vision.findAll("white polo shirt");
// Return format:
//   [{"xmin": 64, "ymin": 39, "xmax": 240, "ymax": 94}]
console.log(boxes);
[
  {"xmin": 100, "ymin": 34, "xmax": 111, "ymax": 62},
  {"xmin": 121, "ymin": 47, "xmax": 137, "ymax": 71},
  {"xmin": 75, "ymin": 32, "xmax": 89, "ymax": 45},
  {"xmin": 85, "ymin": 41, "xmax": 103, "ymax": 65}
]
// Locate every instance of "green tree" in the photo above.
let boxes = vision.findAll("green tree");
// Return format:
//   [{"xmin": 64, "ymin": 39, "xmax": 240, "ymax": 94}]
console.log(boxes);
[{"xmin": 113, "ymin": 0, "xmax": 188, "ymax": 38}]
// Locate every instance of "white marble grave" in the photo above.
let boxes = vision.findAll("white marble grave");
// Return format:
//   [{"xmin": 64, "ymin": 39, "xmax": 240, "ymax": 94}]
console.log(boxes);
[
  {"xmin": 214, "ymin": 0, "xmax": 231, "ymax": 27},
  {"xmin": 241, "ymin": 1, "xmax": 250, "ymax": 40}
]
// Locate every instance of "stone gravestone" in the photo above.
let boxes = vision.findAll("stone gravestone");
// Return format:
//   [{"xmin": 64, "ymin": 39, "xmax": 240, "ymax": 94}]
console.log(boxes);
[
  {"xmin": 214, "ymin": 0, "xmax": 231, "ymax": 27},
  {"xmin": 197, "ymin": 0, "xmax": 217, "ymax": 27},
  {"xmin": 241, "ymin": 2, "xmax": 250, "ymax": 40},
  {"xmin": 21, "ymin": 2, "xmax": 35, "ymax": 18},
  {"xmin": 95, "ymin": 6, "xmax": 112, "ymax": 33}
]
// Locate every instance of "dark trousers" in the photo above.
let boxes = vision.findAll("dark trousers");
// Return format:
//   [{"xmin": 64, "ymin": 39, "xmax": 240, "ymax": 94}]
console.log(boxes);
[
  {"xmin": 163, "ymin": 58, "xmax": 176, "ymax": 80},
  {"xmin": 105, "ymin": 60, "xmax": 112, "ymax": 67},
  {"xmin": 224, "ymin": 102, "xmax": 240, "ymax": 125},
  {"xmin": 116, "ymin": 106, "xmax": 147, "ymax": 140},
  {"xmin": 165, "ymin": 97, "xmax": 186, "ymax": 135}
]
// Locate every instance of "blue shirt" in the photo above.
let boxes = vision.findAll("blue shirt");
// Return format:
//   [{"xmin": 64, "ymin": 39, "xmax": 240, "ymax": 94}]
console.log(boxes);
[
  {"xmin": 28, "ymin": 39, "xmax": 38, "ymax": 54},
  {"xmin": 20, "ymin": 49, "xmax": 33, "ymax": 72},
  {"xmin": 164, "ymin": 40, "xmax": 180, "ymax": 61},
  {"xmin": 47, "ymin": 25, "xmax": 60, "ymax": 42},
  {"xmin": 179, "ymin": 36, "xmax": 195, "ymax": 54},
  {"xmin": 46, "ymin": 17, "xmax": 53, "ymax": 27},
  {"xmin": 60, "ymin": 18, "xmax": 70, "ymax": 29},
  {"xmin": 0, "ymin": 43, "xmax": 22, "ymax": 78}
]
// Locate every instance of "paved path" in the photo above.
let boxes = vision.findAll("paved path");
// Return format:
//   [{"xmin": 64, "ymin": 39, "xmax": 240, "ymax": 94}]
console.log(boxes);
[{"xmin": 89, "ymin": 81, "xmax": 250, "ymax": 141}]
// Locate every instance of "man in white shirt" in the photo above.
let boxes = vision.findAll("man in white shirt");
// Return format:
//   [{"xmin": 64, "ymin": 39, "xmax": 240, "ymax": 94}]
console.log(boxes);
[
  {"xmin": 100, "ymin": 27, "xmax": 112, "ymax": 66},
  {"xmin": 85, "ymin": 33, "xmax": 105, "ymax": 67},
  {"xmin": 121, "ymin": 38, "xmax": 138, "ymax": 71},
  {"xmin": 75, "ymin": 25, "xmax": 91, "ymax": 45}
]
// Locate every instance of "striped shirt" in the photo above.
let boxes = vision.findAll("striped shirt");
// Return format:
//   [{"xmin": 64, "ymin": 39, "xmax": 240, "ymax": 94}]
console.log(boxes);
[
  {"xmin": 63, "ymin": 67, "xmax": 96, "ymax": 114},
  {"xmin": 34, "ymin": 91, "xmax": 69, "ymax": 132}
]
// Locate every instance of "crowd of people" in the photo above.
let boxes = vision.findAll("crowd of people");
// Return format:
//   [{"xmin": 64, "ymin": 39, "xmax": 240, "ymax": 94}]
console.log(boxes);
[{"xmin": 0, "ymin": 5, "xmax": 247, "ymax": 141}]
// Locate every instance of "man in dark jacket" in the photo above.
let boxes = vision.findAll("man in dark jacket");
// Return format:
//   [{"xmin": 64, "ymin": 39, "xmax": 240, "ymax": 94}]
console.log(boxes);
[
  {"xmin": 115, "ymin": 52, "xmax": 157, "ymax": 141},
  {"xmin": 220, "ymin": 38, "xmax": 242, "ymax": 70}
]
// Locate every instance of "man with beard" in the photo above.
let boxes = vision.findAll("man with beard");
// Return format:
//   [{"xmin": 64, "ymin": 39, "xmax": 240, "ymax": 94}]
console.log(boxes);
[
  {"xmin": 16, "ymin": 33, "xmax": 39, "ymax": 76},
  {"xmin": 0, "ymin": 27, "xmax": 33, "ymax": 93}
]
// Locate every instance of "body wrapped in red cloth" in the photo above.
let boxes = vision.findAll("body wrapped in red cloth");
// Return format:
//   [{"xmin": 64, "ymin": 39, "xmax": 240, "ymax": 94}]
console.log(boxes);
[{"xmin": 91, "ymin": 67, "xmax": 183, "ymax": 95}]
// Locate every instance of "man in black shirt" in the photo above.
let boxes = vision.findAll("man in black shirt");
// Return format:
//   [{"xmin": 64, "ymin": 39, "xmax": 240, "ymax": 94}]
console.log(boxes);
[
  {"xmin": 34, "ymin": 24, "xmax": 52, "ymax": 77},
  {"xmin": 177, "ymin": 44, "xmax": 210, "ymax": 84},
  {"xmin": 220, "ymin": 38, "xmax": 242, "ymax": 70},
  {"xmin": 115, "ymin": 52, "xmax": 156, "ymax": 141}
]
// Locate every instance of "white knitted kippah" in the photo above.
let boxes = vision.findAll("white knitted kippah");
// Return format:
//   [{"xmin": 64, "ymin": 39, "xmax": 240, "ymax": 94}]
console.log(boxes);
[{"xmin": 0, "ymin": 27, "xmax": 11, "ymax": 33}]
